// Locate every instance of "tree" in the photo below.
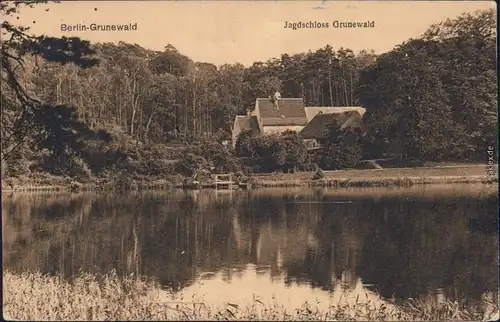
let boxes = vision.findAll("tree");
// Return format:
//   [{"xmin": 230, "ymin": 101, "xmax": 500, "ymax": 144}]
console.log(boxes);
[
  {"xmin": 236, "ymin": 131, "xmax": 306, "ymax": 173},
  {"xmin": 319, "ymin": 124, "xmax": 363, "ymax": 170},
  {"xmin": 35, "ymin": 104, "xmax": 111, "ymax": 177},
  {"xmin": 277, "ymin": 131, "xmax": 307, "ymax": 172},
  {"xmin": 356, "ymin": 9, "xmax": 496, "ymax": 162},
  {"xmin": 1, "ymin": 1, "xmax": 100, "ymax": 163},
  {"xmin": 235, "ymin": 130, "xmax": 254, "ymax": 158},
  {"xmin": 423, "ymin": 9, "xmax": 497, "ymax": 159},
  {"xmin": 175, "ymin": 153, "xmax": 209, "ymax": 177}
]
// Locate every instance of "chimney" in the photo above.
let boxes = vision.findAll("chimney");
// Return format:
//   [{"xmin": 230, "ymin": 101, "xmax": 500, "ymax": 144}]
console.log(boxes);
[{"xmin": 273, "ymin": 92, "xmax": 281, "ymax": 110}]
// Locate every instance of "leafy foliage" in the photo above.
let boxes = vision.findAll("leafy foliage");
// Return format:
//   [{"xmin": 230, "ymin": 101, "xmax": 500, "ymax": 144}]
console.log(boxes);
[
  {"xmin": 1, "ymin": 1, "xmax": 103, "ymax": 168},
  {"xmin": 357, "ymin": 9, "xmax": 497, "ymax": 162},
  {"xmin": 311, "ymin": 169, "xmax": 325, "ymax": 180},
  {"xmin": 175, "ymin": 153, "xmax": 209, "ymax": 177},
  {"xmin": 317, "ymin": 124, "xmax": 364, "ymax": 170},
  {"xmin": 236, "ymin": 131, "xmax": 307, "ymax": 172}
]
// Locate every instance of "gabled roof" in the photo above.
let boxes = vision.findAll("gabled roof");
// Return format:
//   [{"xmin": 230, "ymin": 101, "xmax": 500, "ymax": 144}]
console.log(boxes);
[
  {"xmin": 300, "ymin": 111, "xmax": 365, "ymax": 139},
  {"xmin": 232, "ymin": 115, "xmax": 260, "ymax": 136},
  {"xmin": 304, "ymin": 106, "xmax": 366, "ymax": 122},
  {"xmin": 256, "ymin": 98, "xmax": 307, "ymax": 126}
]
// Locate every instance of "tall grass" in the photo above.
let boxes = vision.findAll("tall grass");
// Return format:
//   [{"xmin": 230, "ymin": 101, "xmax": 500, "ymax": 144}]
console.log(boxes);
[
  {"xmin": 254, "ymin": 176, "xmax": 497, "ymax": 188},
  {"xmin": 3, "ymin": 271, "xmax": 499, "ymax": 321}
]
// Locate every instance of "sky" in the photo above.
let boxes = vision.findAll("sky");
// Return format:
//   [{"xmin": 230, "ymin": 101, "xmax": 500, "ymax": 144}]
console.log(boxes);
[{"xmin": 10, "ymin": 0, "xmax": 497, "ymax": 66}]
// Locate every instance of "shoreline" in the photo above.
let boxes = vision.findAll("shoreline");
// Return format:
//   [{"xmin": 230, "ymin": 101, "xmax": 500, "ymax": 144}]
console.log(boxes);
[
  {"xmin": 254, "ymin": 175, "xmax": 497, "ymax": 188},
  {"xmin": 0, "ymin": 178, "xmax": 178, "ymax": 193},
  {"xmin": 2, "ymin": 176, "xmax": 496, "ymax": 193},
  {"xmin": 2, "ymin": 165, "xmax": 497, "ymax": 193}
]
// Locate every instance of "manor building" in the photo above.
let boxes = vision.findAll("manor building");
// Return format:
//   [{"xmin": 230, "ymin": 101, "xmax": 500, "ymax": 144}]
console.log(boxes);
[{"xmin": 231, "ymin": 93, "xmax": 366, "ymax": 149}]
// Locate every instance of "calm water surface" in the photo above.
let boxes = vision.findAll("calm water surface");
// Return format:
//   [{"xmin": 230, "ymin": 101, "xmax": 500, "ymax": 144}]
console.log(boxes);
[{"xmin": 3, "ymin": 184, "xmax": 498, "ymax": 310}]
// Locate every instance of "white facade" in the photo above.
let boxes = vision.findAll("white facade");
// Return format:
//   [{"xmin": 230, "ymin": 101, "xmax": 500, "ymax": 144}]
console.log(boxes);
[{"xmin": 262, "ymin": 125, "xmax": 305, "ymax": 135}]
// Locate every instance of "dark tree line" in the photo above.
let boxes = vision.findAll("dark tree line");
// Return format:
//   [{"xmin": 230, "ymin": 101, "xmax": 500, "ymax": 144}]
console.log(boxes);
[
  {"xmin": 237, "ymin": 8, "xmax": 497, "ymax": 171},
  {"xmin": 1, "ymin": 2, "xmax": 496, "ymax": 182},
  {"xmin": 4, "ymin": 42, "xmax": 376, "ymax": 145},
  {"xmin": 357, "ymin": 9, "xmax": 497, "ymax": 162}
]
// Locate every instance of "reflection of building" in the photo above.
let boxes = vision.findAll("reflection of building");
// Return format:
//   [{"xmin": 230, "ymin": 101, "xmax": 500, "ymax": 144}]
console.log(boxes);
[
  {"xmin": 231, "ymin": 215, "xmax": 318, "ymax": 269},
  {"xmin": 256, "ymin": 223, "xmax": 318, "ymax": 265},
  {"xmin": 339, "ymin": 270, "xmax": 357, "ymax": 291}
]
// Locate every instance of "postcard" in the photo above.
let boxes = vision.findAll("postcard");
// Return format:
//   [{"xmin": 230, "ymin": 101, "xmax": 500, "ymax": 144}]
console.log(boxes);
[{"xmin": 2, "ymin": 1, "xmax": 498, "ymax": 321}]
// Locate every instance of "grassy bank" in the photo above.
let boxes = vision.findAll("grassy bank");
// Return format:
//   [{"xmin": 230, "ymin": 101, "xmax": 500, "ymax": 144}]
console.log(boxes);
[
  {"xmin": 254, "ymin": 175, "xmax": 497, "ymax": 188},
  {"xmin": 252, "ymin": 165, "xmax": 498, "ymax": 188},
  {"xmin": 3, "ymin": 271, "xmax": 499, "ymax": 321},
  {"xmin": 2, "ymin": 165, "xmax": 497, "ymax": 192},
  {"xmin": 1, "ymin": 173, "xmax": 183, "ymax": 193}
]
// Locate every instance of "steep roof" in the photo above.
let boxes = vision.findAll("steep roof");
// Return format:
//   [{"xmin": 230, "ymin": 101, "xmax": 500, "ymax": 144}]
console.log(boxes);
[
  {"xmin": 232, "ymin": 115, "xmax": 260, "ymax": 137},
  {"xmin": 300, "ymin": 111, "xmax": 365, "ymax": 139},
  {"xmin": 304, "ymin": 106, "xmax": 366, "ymax": 122},
  {"xmin": 256, "ymin": 98, "xmax": 307, "ymax": 126}
]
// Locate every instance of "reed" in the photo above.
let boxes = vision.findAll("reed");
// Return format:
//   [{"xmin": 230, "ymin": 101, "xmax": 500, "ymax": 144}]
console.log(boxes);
[
  {"xmin": 3, "ymin": 271, "xmax": 498, "ymax": 321},
  {"xmin": 254, "ymin": 176, "xmax": 496, "ymax": 188}
]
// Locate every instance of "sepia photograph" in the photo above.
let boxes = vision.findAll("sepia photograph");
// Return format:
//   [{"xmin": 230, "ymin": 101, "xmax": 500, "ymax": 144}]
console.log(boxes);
[{"xmin": 1, "ymin": 0, "xmax": 498, "ymax": 321}]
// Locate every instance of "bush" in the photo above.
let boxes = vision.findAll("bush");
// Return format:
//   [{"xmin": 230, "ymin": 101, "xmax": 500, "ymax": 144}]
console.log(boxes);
[
  {"xmin": 175, "ymin": 153, "xmax": 209, "ymax": 177},
  {"xmin": 70, "ymin": 181, "xmax": 83, "ymax": 192},
  {"xmin": 236, "ymin": 132, "xmax": 307, "ymax": 173},
  {"xmin": 318, "ymin": 126, "xmax": 363, "ymax": 170},
  {"xmin": 235, "ymin": 130, "xmax": 254, "ymax": 157},
  {"xmin": 112, "ymin": 173, "xmax": 138, "ymax": 191},
  {"xmin": 312, "ymin": 169, "xmax": 325, "ymax": 180},
  {"xmin": 232, "ymin": 171, "xmax": 250, "ymax": 184},
  {"xmin": 211, "ymin": 150, "xmax": 241, "ymax": 174},
  {"xmin": 68, "ymin": 157, "xmax": 93, "ymax": 182},
  {"xmin": 4, "ymin": 149, "xmax": 32, "ymax": 178}
]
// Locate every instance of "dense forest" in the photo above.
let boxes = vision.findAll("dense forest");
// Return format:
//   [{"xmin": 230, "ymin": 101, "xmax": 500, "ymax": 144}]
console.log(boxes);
[
  {"xmin": 1, "ymin": 2, "xmax": 497, "ymax": 186},
  {"xmin": 3, "ymin": 41, "xmax": 377, "ymax": 142}
]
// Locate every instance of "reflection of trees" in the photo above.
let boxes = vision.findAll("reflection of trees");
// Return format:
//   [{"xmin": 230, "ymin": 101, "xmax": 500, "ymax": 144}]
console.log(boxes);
[
  {"xmin": 2, "ymin": 191, "xmax": 497, "ymax": 304},
  {"xmin": 355, "ymin": 195, "xmax": 498, "ymax": 305},
  {"xmin": 3, "ymin": 193, "xmax": 94, "ymax": 276},
  {"xmin": 3, "ymin": 191, "xmax": 241, "ymax": 291},
  {"xmin": 233, "ymin": 192, "xmax": 498, "ymax": 303},
  {"xmin": 234, "ymin": 194, "xmax": 321, "ymax": 279},
  {"xmin": 281, "ymin": 202, "xmax": 362, "ymax": 292}
]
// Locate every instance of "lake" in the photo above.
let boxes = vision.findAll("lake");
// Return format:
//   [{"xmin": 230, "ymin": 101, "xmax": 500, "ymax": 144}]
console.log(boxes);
[{"xmin": 2, "ymin": 184, "xmax": 498, "ymax": 313}]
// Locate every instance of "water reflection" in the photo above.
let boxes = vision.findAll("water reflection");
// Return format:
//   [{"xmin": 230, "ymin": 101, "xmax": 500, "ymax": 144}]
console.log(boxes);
[
  {"xmin": 174, "ymin": 264, "xmax": 391, "ymax": 314},
  {"xmin": 2, "ymin": 185, "xmax": 498, "ymax": 310}
]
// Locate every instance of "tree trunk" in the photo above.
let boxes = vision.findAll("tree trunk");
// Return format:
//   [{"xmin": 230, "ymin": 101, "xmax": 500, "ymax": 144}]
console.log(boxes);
[
  {"xmin": 328, "ymin": 67, "xmax": 334, "ymax": 106},
  {"xmin": 342, "ymin": 74, "xmax": 348, "ymax": 106},
  {"xmin": 335, "ymin": 84, "xmax": 340, "ymax": 106},
  {"xmin": 144, "ymin": 105, "xmax": 156, "ymax": 140},
  {"xmin": 349, "ymin": 71, "xmax": 353, "ymax": 106}
]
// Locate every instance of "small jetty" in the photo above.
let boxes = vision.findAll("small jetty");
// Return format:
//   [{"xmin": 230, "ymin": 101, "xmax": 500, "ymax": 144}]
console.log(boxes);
[{"xmin": 183, "ymin": 172, "xmax": 250, "ymax": 190}]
